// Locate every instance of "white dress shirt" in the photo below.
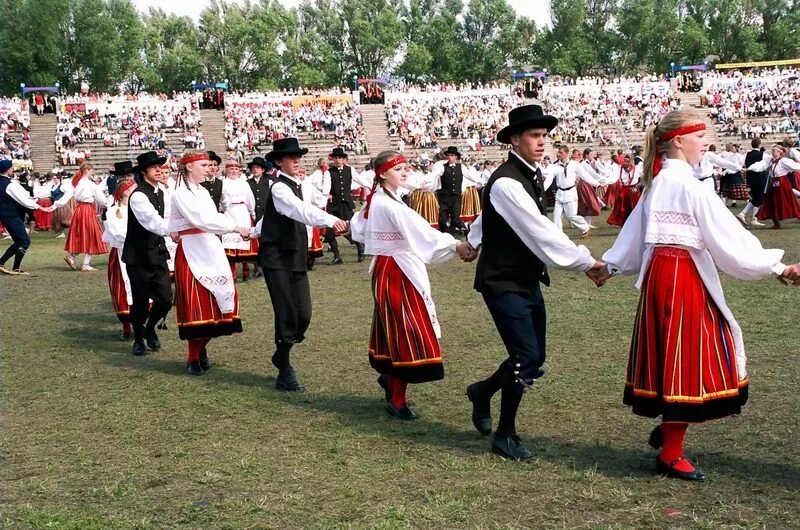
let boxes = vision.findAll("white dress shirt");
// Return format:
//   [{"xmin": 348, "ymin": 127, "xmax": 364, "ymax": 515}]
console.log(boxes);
[
  {"xmin": 5, "ymin": 178, "xmax": 40, "ymax": 210},
  {"xmin": 253, "ymin": 172, "xmax": 340, "ymax": 236},
  {"xmin": 129, "ymin": 184, "xmax": 170, "ymax": 237}
]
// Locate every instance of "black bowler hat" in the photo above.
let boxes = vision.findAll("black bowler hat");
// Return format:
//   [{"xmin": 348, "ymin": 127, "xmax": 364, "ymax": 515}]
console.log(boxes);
[
  {"xmin": 110, "ymin": 160, "xmax": 135, "ymax": 176},
  {"xmin": 329, "ymin": 147, "xmax": 348, "ymax": 158},
  {"xmin": 247, "ymin": 157, "xmax": 272, "ymax": 171},
  {"xmin": 207, "ymin": 150, "xmax": 222, "ymax": 164},
  {"xmin": 134, "ymin": 151, "xmax": 167, "ymax": 173},
  {"xmin": 266, "ymin": 138, "xmax": 309, "ymax": 162},
  {"xmin": 497, "ymin": 104, "xmax": 559, "ymax": 144},
  {"xmin": 443, "ymin": 145, "xmax": 461, "ymax": 158}
]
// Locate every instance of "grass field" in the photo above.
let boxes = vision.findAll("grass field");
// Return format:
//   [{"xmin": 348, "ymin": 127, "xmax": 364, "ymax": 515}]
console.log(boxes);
[{"xmin": 2, "ymin": 213, "xmax": 800, "ymax": 529}]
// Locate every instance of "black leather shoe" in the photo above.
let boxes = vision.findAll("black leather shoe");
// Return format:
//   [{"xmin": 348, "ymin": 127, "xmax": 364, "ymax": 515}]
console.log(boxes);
[
  {"xmin": 386, "ymin": 403, "xmax": 417, "ymax": 420},
  {"xmin": 199, "ymin": 348, "xmax": 211, "ymax": 371},
  {"xmin": 491, "ymin": 434, "xmax": 533, "ymax": 461},
  {"xmin": 131, "ymin": 341, "xmax": 148, "ymax": 356},
  {"xmin": 656, "ymin": 456, "xmax": 706, "ymax": 481},
  {"xmin": 276, "ymin": 369, "xmax": 305, "ymax": 392},
  {"xmin": 377, "ymin": 375, "xmax": 391, "ymax": 403},
  {"xmin": 186, "ymin": 360, "xmax": 205, "ymax": 376},
  {"xmin": 120, "ymin": 331, "xmax": 132, "ymax": 341},
  {"xmin": 357, "ymin": 243, "xmax": 365, "ymax": 262},
  {"xmin": 466, "ymin": 383, "xmax": 492, "ymax": 435},
  {"xmin": 144, "ymin": 330, "xmax": 161, "ymax": 351},
  {"xmin": 648, "ymin": 425, "xmax": 663, "ymax": 449},
  {"xmin": 329, "ymin": 256, "xmax": 343, "ymax": 265},
  {"xmin": 357, "ymin": 252, "xmax": 365, "ymax": 263}
]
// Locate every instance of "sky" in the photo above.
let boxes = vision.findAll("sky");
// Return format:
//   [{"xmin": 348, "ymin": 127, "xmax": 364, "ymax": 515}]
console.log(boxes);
[{"xmin": 131, "ymin": 0, "xmax": 552, "ymax": 28}]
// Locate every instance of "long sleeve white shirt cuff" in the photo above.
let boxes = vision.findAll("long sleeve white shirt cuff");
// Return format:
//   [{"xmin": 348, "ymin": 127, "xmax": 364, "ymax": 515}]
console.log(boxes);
[{"xmin": 272, "ymin": 181, "xmax": 339, "ymax": 228}]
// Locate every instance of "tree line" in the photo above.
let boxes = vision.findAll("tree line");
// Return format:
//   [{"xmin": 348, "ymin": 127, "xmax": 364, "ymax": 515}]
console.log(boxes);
[{"xmin": 0, "ymin": 0, "xmax": 798, "ymax": 96}]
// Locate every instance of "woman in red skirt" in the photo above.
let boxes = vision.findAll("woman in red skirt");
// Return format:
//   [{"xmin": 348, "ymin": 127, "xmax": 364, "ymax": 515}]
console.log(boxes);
[
  {"xmin": 52, "ymin": 163, "xmax": 107, "ymax": 271},
  {"xmin": 600, "ymin": 110, "xmax": 792, "ymax": 481},
  {"xmin": 168, "ymin": 150, "xmax": 251, "ymax": 375},
  {"xmin": 350, "ymin": 150, "xmax": 474, "ymax": 420},
  {"xmin": 102, "ymin": 178, "xmax": 137, "ymax": 340},
  {"xmin": 606, "ymin": 154, "xmax": 641, "ymax": 227},
  {"xmin": 748, "ymin": 143, "xmax": 800, "ymax": 229},
  {"xmin": 220, "ymin": 160, "xmax": 259, "ymax": 280}
]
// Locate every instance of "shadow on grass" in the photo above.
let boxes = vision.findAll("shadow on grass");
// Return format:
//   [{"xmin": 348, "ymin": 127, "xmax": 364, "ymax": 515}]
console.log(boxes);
[{"xmin": 100, "ymin": 354, "xmax": 800, "ymax": 486}]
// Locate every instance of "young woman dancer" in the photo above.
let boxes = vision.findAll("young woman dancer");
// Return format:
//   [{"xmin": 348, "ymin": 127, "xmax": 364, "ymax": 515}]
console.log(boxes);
[
  {"xmin": 102, "ymin": 178, "xmax": 137, "ymax": 339},
  {"xmin": 53, "ymin": 163, "xmax": 107, "ymax": 271}
]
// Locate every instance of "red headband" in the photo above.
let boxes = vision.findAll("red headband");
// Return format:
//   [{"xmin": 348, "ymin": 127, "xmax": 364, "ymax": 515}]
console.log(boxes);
[
  {"xmin": 181, "ymin": 153, "xmax": 209, "ymax": 165},
  {"xmin": 652, "ymin": 123, "xmax": 707, "ymax": 177},
  {"xmin": 114, "ymin": 179, "xmax": 136, "ymax": 203},
  {"xmin": 375, "ymin": 155, "xmax": 407, "ymax": 176}
]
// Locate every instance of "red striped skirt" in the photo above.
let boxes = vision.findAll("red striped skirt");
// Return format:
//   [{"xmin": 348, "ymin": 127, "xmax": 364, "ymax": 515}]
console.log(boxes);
[
  {"xmin": 175, "ymin": 242, "xmax": 242, "ymax": 341},
  {"xmin": 624, "ymin": 246, "xmax": 748, "ymax": 422},
  {"xmin": 308, "ymin": 226, "xmax": 324, "ymax": 258},
  {"xmin": 64, "ymin": 202, "xmax": 108, "ymax": 255},
  {"xmin": 34, "ymin": 198, "xmax": 53, "ymax": 230},
  {"xmin": 225, "ymin": 237, "xmax": 259, "ymax": 263},
  {"xmin": 460, "ymin": 187, "xmax": 481, "ymax": 222},
  {"xmin": 410, "ymin": 190, "xmax": 439, "ymax": 228},
  {"xmin": 607, "ymin": 186, "xmax": 640, "ymax": 227},
  {"xmin": 52, "ymin": 198, "xmax": 75, "ymax": 232},
  {"xmin": 755, "ymin": 175, "xmax": 800, "ymax": 222},
  {"xmin": 369, "ymin": 255, "xmax": 444, "ymax": 383},
  {"xmin": 107, "ymin": 248, "xmax": 132, "ymax": 323},
  {"xmin": 721, "ymin": 172, "xmax": 749, "ymax": 200},
  {"xmin": 603, "ymin": 180, "xmax": 622, "ymax": 208},
  {"xmin": 577, "ymin": 180, "xmax": 602, "ymax": 217}
]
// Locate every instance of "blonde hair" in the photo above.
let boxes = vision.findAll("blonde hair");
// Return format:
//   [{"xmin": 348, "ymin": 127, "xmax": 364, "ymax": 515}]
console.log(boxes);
[
  {"xmin": 641, "ymin": 110, "xmax": 699, "ymax": 189},
  {"xmin": 372, "ymin": 149, "xmax": 403, "ymax": 186}
]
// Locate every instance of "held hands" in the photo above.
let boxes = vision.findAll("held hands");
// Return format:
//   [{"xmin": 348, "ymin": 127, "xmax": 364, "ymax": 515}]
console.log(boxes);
[
  {"xmin": 456, "ymin": 241, "xmax": 479, "ymax": 263},
  {"xmin": 332, "ymin": 219, "xmax": 349, "ymax": 235},
  {"xmin": 585, "ymin": 261, "xmax": 611, "ymax": 287},
  {"xmin": 170, "ymin": 232, "xmax": 181, "ymax": 243},
  {"xmin": 235, "ymin": 226, "xmax": 251, "ymax": 240},
  {"xmin": 777, "ymin": 264, "xmax": 800, "ymax": 286}
]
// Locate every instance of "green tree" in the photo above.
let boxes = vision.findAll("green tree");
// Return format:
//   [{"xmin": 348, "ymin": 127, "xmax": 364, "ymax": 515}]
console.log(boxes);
[
  {"xmin": 138, "ymin": 8, "xmax": 204, "ymax": 93},
  {"xmin": 340, "ymin": 0, "xmax": 405, "ymax": 77}
]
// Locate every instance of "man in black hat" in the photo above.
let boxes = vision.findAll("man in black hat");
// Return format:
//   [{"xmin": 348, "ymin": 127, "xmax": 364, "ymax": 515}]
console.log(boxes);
[
  {"xmin": 464, "ymin": 105, "xmax": 607, "ymax": 460},
  {"xmin": 246, "ymin": 156, "xmax": 273, "ymax": 279},
  {"xmin": 430, "ymin": 145, "xmax": 469, "ymax": 235},
  {"xmin": 254, "ymin": 138, "xmax": 348, "ymax": 391},
  {"xmin": 122, "ymin": 152, "xmax": 174, "ymax": 356},
  {"xmin": 324, "ymin": 147, "xmax": 369, "ymax": 264},
  {"xmin": 201, "ymin": 150, "xmax": 223, "ymax": 210}
]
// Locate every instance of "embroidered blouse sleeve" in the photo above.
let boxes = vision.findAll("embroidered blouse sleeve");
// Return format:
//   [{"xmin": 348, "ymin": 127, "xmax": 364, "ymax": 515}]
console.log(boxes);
[
  {"xmin": 602, "ymin": 202, "xmax": 645, "ymax": 275},
  {"xmin": 172, "ymin": 187, "xmax": 236, "ymax": 235},
  {"xmin": 390, "ymin": 201, "xmax": 458, "ymax": 264},
  {"xmin": 693, "ymin": 188, "xmax": 786, "ymax": 279}
]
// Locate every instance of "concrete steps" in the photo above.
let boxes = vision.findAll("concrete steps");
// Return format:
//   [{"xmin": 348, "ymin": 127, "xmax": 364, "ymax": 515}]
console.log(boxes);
[
  {"xmin": 199, "ymin": 109, "xmax": 227, "ymax": 157},
  {"xmin": 360, "ymin": 105, "xmax": 394, "ymax": 156},
  {"xmin": 28, "ymin": 114, "xmax": 58, "ymax": 173}
]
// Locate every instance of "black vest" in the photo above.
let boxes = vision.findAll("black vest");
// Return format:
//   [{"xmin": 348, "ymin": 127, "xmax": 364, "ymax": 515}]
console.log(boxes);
[
  {"xmin": 745, "ymin": 149, "xmax": 766, "ymax": 180},
  {"xmin": 121, "ymin": 182, "xmax": 168, "ymax": 266},
  {"xmin": 200, "ymin": 178, "xmax": 223, "ymax": 210},
  {"xmin": 248, "ymin": 176, "xmax": 270, "ymax": 222},
  {"xmin": 259, "ymin": 175, "xmax": 308, "ymax": 272},
  {"xmin": 474, "ymin": 154, "xmax": 550, "ymax": 296},
  {"xmin": 329, "ymin": 166, "xmax": 354, "ymax": 208},
  {"xmin": 439, "ymin": 164, "xmax": 463, "ymax": 196},
  {"xmin": 0, "ymin": 176, "xmax": 25, "ymax": 219}
]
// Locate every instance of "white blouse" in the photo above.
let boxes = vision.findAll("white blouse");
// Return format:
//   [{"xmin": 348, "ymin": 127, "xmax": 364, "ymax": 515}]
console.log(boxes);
[{"xmin": 54, "ymin": 177, "xmax": 105, "ymax": 206}]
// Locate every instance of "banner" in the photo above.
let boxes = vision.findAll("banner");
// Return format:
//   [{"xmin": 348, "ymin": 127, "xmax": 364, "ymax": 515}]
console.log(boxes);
[
  {"xmin": 384, "ymin": 88, "xmax": 511, "ymax": 103},
  {"xmin": 546, "ymin": 82, "xmax": 671, "ymax": 98},
  {"xmin": 291, "ymin": 94, "xmax": 352, "ymax": 108},
  {"xmin": 714, "ymin": 58, "xmax": 800, "ymax": 69}
]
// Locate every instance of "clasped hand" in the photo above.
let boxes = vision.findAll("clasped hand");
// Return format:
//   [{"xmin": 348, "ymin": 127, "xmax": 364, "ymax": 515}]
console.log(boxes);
[
  {"xmin": 778, "ymin": 264, "xmax": 800, "ymax": 286},
  {"xmin": 455, "ymin": 241, "xmax": 479, "ymax": 262},
  {"xmin": 585, "ymin": 261, "xmax": 611, "ymax": 287}
]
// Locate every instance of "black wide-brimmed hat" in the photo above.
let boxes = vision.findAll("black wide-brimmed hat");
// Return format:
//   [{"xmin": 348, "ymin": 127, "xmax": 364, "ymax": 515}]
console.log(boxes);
[
  {"xmin": 247, "ymin": 157, "xmax": 271, "ymax": 171},
  {"xmin": 329, "ymin": 147, "xmax": 348, "ymax": 158},
  {"xmin": 110, "ymin": 160, "xmax": 136, "ymax": 176},
  {"xmin": 266, "ymin": 138, "xmax": 309, "ymax": 162},
  {"xmin": 207, "ymin": 150, "xmax": 222, "ymax": 164},
  {"xmin": 443, "ymin": 146, "xmax": 461, "ymax": 158},
  {"xmin": 497, "ymin": 104, "xmax": 559, "ymax": 144},
  {"xmin": 134, "ymin": 151, "xmax": 167, "ymax": 173}
]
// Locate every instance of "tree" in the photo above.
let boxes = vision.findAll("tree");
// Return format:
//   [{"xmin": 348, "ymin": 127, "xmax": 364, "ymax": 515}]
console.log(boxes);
[{"xmin": 340, "ymin": 0, "xmax": 405, "ymax": 77}]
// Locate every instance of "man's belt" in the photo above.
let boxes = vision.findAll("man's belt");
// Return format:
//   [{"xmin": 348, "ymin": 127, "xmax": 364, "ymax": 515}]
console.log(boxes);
[
  {"xmin": 698, "ymin": 176, "xmax": 714, "ymax": 181},
  {"xmin": 557, "ymin": 185, "xmax": 576, "ymax": 191}
]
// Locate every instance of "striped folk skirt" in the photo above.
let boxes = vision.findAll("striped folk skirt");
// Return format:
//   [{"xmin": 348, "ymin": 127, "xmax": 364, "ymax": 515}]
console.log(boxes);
[
  {"xmin": 607, "ymin": 186, "xmax": 641, "ymax": 227},
  {"xmin": 410, "ymin": 190, "xmax": 439, "ymax": 228},
  {"xmin": 175, "ymin": 242, "xmax": 243, "ymax": 341},
  {"xmin": 52, "ymin": 197, "xmax": 75, "ymax": 232},
  {"xmin": 721, "ymin": 172, "xmax": 749, "ymax": 200},
  {"xmin": 369, "ymin": 255, "xmax": 444, "ymax": 384},
  {"xmin": 460, "ymin": 186, "xmax": 481, "ymax": 222},
  {"xmin": 603, "ymin": 180, "xmax": 622, "ymax": 209},
  {"xmin": 577, "ymin": 180, "xmax": 602, "ymax": 217},
  {"xmin": 624, "ymin": 246, "xmax": 748, "ymax": 423},
  {"xmin": 107, "ymin": 248, "xmax": 132, "ymax": 324},
  {"xmin": 34, "ymin": 198, "xmax": 53, "ymax": 230},
  {"xmin": 309, "ymin": 226, "xmax": 324, "ymax": 258},
  {"xmin": 755, "ymin": 175, "xmax": 800, "ymax": 223},
  {"xmin": 64, "ymin": 202, "xmax": 107, "ymax": 255}
]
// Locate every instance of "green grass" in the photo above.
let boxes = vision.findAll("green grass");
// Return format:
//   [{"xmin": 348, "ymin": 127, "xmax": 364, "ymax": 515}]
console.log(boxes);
[{"xmin": 2, "ymin": 213, "xmax": 800, "ymax": 529}]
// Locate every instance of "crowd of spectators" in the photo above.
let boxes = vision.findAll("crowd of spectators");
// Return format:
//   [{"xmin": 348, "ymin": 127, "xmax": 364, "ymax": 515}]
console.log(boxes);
[
  {"xmin": 384, "ymin": 91, "xmax": 522, "ymax": 150},
  {"xmin": 701, "ymin": 78, "xmax": 800, "ymax": 122},
  {"xmin": 224, "ymin": 100, "xmax": 366, "ymax": 161},
  {"xmin": 0, "ymin": 97, "xmax": 32, "ymax": 170}
]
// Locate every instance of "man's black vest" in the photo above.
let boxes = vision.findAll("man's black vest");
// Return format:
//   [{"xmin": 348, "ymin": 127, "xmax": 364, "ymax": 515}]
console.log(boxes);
[
  {"xmin": 329, "ymin": 165, "xmax": 354, "ymax": 208},
  {"xmin": 200, "ymin": 178, "xmax": 223, "ymax": 210},
  {"xmin": 121, "ymin": 181, "xmax": 168, "ymax": 267},
  {"xmin": 0, "ymin": 176, "xmax": 24, "ymax": 219},
  {"xmin": 248, "ymin": 176, "xmax": 270, "ymax": 222},
  {"xmin": 259, "ymin": 174, "xmax": 307, "ymax": 272},
  {"xmin": 745, "ymin": 149, "xmax": 766, "ymax": 180},
  {"xmin": 474, "ymin": 154, "xmax": 550, "ymax": 296},
  {"xmin": 439, "ymin": 163, "xmax": 463, "ymax": 196}
]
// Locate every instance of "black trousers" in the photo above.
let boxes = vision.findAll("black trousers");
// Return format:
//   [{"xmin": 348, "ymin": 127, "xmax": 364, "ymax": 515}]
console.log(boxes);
[
  {"xmin": 437, "ymin": 192, "xmax": 463, "ymax": 233},
  {"xmin": 264, "ymin": 268, "xmax": 312, "ymax": 345},
  {"xmin": 127, "ymin": 262, "xmax": 173, "ymax": 339},
  {"xmin": 323, "ymin": 202, "xmax": 361, "ymax": 253},
  {"xmin": 0, "ymin": 213, "xmax": 31, "ymax": 268},
  {"xmin": 747, "ymin": 173, "xmax": 769, "ymax": 207}
]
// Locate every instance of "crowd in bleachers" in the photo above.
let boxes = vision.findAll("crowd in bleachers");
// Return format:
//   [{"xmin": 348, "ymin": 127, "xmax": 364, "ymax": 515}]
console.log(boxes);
[
  {"xmin": 0, "ymin": 97, "xmax": 32, "ymax": 170},
  {"xmin": 384, "ymin": 91, "xmax": 523, "ymax": 150},
  {"xmin": 702, "ymin": 78, "xmax": 800, "ymax": 121},
  {"xmin": 224, "ymin": 100, "xmax": 367, "ymax": 161}
]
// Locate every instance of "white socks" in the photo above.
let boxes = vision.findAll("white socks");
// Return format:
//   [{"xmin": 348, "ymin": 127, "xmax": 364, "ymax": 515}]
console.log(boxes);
[{"xmin": 83, "ymin": 255, "xmax": 92, "ymax": 267}]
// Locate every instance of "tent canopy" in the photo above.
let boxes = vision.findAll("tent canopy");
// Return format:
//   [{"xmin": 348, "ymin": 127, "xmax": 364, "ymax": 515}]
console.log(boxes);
[{"xmin": 21, "ymin": 86, "xmax": 60, "ymax": 95}]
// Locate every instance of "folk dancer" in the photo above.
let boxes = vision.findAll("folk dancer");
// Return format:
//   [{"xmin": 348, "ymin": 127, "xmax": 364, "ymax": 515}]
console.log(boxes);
[
  {"xmin": 350, "ymin": 150, "xmax": 475, "ymax": 420},
  {"xmin": 102, "ymin": 178, "xmax": 137, "ymax": 339},
  {"xmin": 465, "ymin": 106, "xmax": 606, "ymax": 460},
  {"xmin": 200, "ymin": 150, "xmax": 224, "ymax": 210},
  {"xmin": 736, "ymin": 138, "xmax": 768, "ymax": 226},
  {"xmin": 0, "ymin": 160, "xmax": 48, "ymax": 275},
  {"xmin": 324, "ymin": 147, "xmax": 369, "ymax": 264},
  {"xmin": 748, "ymin": 143, "xmax": 800, "ymax": 229},
  {"xmin": 220, "ymin": 160, "xmax": 258, "ymax": 281},
  {"xmin": 246, "ymin": 156, "xmax": 272, "ymax": 279},
  {"xmin": 541, "ymin": 145, "xmax": 593, "ymax": 237},
  {"xmin": 430, "ymin": 146, "xmax": 469, "ymax": 235},
  {"xmin": 597, "ymin": 111, "xmax": 793, "ymax": 481},
  {"xmin": 606, "ymin": 154, "xmax": 642, "ymax": 227}
]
